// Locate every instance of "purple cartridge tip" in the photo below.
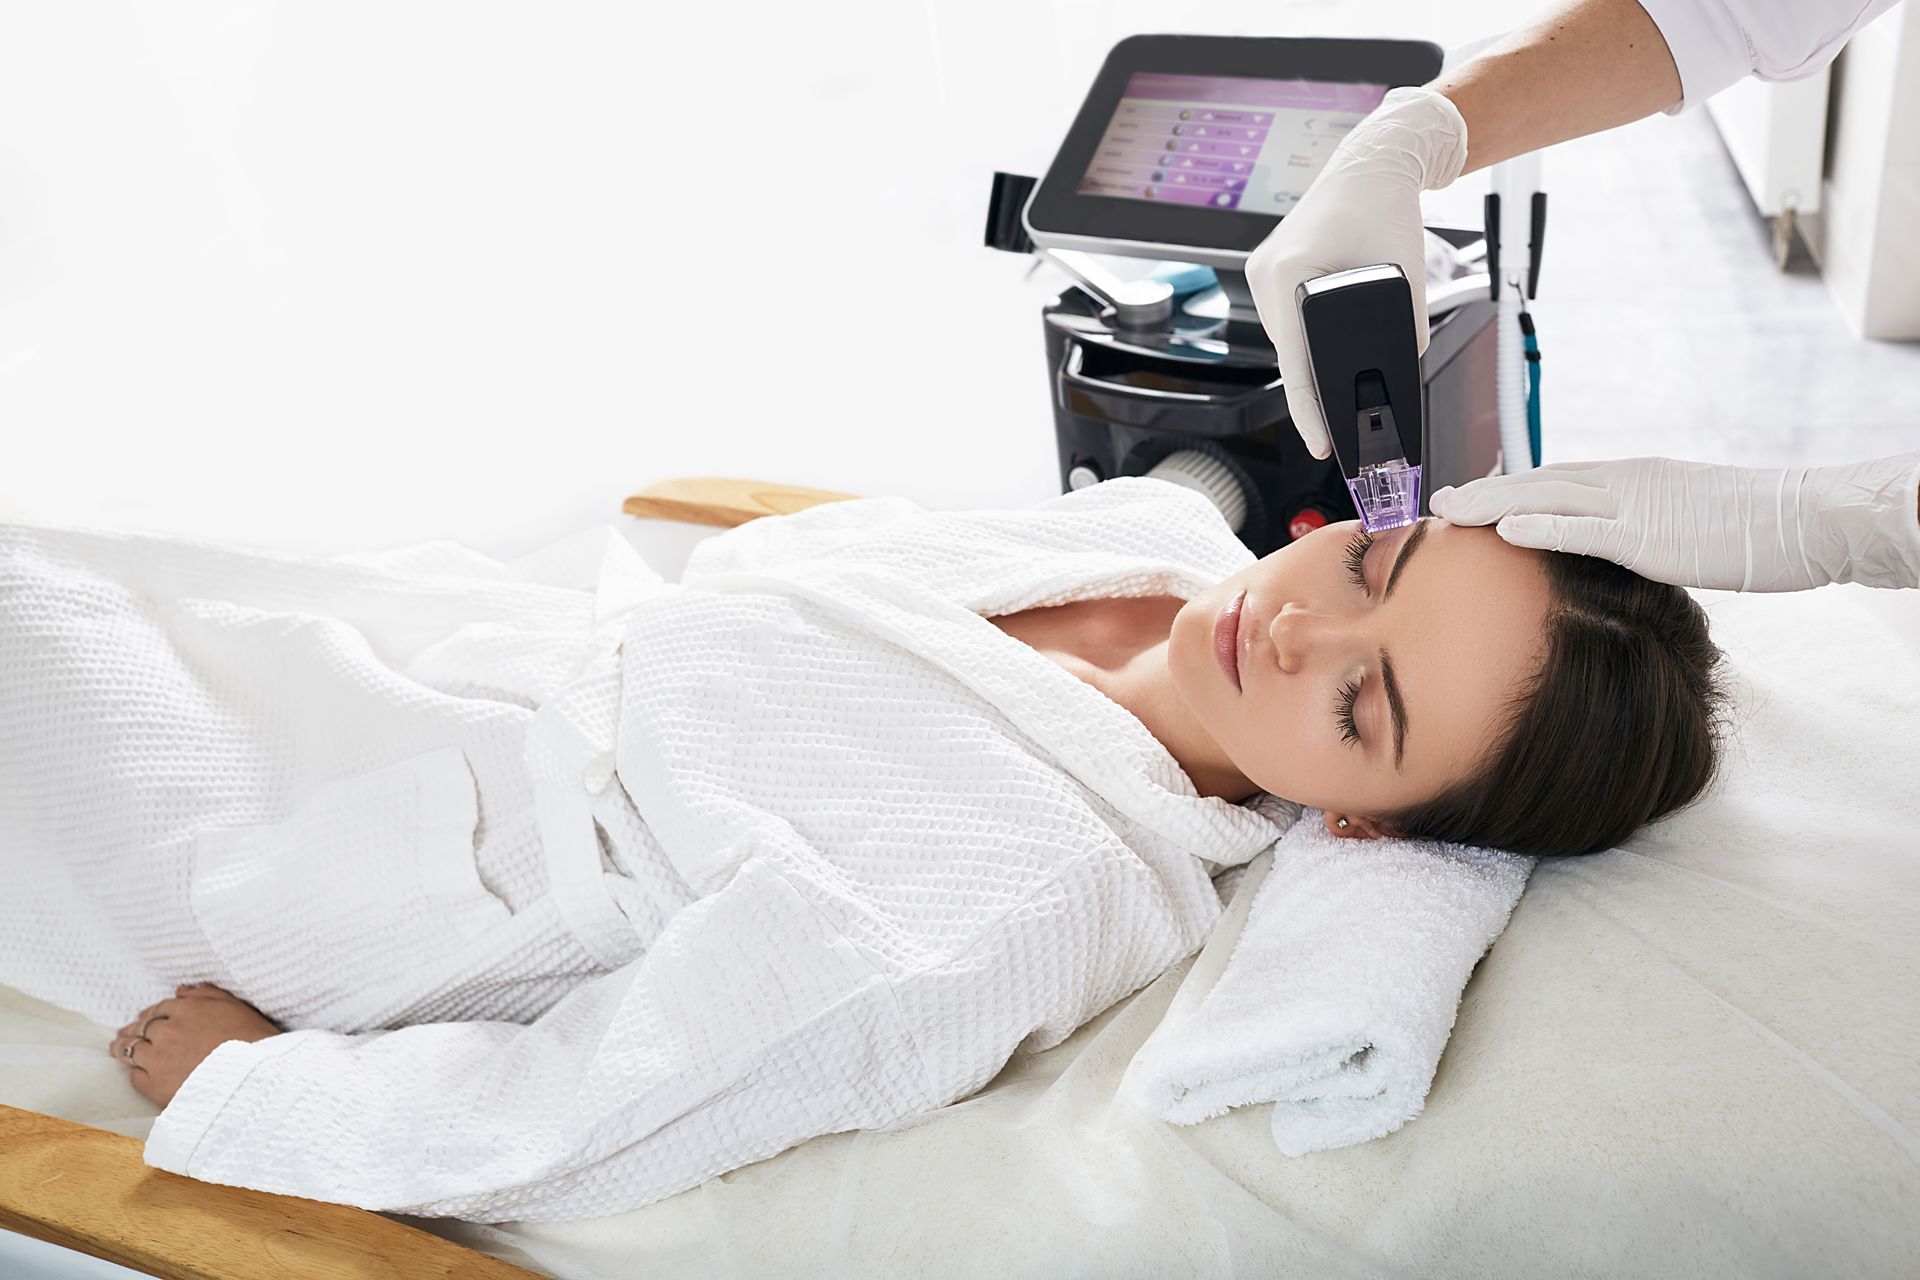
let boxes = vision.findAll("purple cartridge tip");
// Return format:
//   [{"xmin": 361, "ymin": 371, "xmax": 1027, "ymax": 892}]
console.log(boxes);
[{"xmin": 1344, "ymin": 460, "xmax": 1421, "ymax": 533}]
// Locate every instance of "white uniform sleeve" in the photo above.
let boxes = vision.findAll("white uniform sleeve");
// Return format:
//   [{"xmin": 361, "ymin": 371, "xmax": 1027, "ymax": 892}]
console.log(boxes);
[
  {"xmin": 1872, "ymin": 451, "xmax": 1920, "ymax": 590},
  {"xmin": 143, "ymin": 834, "xmax": 1202, "ymax": 1223},
  {"xmin": 1635, "ymin": 0, "xmax": 1905, "ymax": 112}
]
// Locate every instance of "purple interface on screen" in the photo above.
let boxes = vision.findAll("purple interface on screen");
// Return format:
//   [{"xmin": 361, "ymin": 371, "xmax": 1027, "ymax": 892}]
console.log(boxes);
[{"xmin": 1077, "ymin": 72, "xmax": 1388, "ymax": 212}]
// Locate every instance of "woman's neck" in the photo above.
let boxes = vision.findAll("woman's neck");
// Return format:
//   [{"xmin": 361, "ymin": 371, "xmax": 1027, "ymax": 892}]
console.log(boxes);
[{"xmin": 1108, "ymin": 637, "xmax": 1261, "ymax": 804}]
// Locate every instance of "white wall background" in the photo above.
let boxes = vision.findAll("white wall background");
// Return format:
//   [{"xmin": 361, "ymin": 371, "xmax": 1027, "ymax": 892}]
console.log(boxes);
[{"xmin": 2, "ymin": 1, "xmax": 1914, "ymax": 567}]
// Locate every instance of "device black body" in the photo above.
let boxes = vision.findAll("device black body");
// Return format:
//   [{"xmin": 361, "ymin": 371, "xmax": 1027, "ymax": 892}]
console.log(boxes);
[
  {"xmin": 1298, "ymin": 264, "xmax": 1426, "ymax": 482},
  {"xmin": 1038, "ymin": 282, "xmax": 1497, "ymax": 556}
]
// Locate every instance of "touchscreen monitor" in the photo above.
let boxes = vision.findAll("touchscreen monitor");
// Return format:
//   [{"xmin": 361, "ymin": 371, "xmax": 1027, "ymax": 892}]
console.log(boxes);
[
  {"xmin": 1075, "ymin": 73, "xmax": 1389, "ymax": 215},
  {"xmin": 1023, "ymin": 37, "xmax": 1442, "ymax": 265}
]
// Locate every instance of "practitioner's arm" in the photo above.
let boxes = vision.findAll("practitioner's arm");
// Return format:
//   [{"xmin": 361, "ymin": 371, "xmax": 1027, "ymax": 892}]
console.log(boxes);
[
  {"xmin": 1246, "ymin": 0, "xmax": 1905, "ymax": 459},
  {"xmin": 1434, "ymin": 0, "xmax": 1681, "ymax": 173},
  {"xmin": 1244, "ymin": 0, "xmax": 1689, "ymax": 459},
  {"xmin": 1439, "ymin": 0, "xmax": 1910, "ymax": 170}
]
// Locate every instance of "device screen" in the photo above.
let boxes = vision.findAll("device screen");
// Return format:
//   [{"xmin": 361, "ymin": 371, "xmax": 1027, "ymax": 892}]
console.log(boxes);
[{"xmin": 1075, "ymin": 72, "xmax": 1388, "ymax": 214}]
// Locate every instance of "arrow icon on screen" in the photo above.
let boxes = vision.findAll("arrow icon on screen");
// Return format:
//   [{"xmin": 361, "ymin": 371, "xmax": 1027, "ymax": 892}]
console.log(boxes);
[{"xmin": 1239, "ymin": 146, "xmax": 1253, "ymax": 155}]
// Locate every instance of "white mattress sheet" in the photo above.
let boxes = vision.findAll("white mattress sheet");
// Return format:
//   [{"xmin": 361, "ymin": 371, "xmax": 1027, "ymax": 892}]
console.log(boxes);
[{"xmin": 4, "ymin": 580, "xmax": 1916, "ymax": 1279}]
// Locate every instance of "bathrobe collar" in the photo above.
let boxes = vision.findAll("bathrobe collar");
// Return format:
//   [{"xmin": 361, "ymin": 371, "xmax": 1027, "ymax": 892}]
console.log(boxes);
[{"xmin": 687, "ymin": 556, "xmax": 1298, "ymax": 870}]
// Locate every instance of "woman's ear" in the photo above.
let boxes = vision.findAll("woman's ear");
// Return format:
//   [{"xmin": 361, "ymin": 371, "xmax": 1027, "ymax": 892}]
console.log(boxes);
[{"xmin": 1322, "ymin": 812, "xmax": 1391, "ymax": 840}]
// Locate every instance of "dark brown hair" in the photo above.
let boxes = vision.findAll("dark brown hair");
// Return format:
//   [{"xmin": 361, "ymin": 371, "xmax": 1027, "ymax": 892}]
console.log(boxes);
[{"xmin": 1381, "ymin": 552, "xmax": 1730, "ymax": 857}]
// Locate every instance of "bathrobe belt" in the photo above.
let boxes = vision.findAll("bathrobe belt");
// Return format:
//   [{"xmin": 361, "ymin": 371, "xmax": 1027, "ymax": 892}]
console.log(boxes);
[{"xmin": 523, "ymin": 549, "xmax": 673, "ymax": 971}]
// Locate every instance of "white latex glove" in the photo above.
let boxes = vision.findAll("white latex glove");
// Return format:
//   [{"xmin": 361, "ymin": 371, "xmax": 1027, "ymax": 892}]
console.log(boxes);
[
  {"xmin": 1244, "ymin": 85, "xmax": 1470, "ymax": 460},
  {"xmin": 1430, "ymin": 453, "xmax": 1920, "ymax": 592}
]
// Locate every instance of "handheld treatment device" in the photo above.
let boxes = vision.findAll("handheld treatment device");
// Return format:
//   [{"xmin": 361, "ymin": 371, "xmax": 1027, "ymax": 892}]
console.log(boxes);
[{"xmin": 1297, "ymin": 264, "xmax": 1424, "ymax": 532}]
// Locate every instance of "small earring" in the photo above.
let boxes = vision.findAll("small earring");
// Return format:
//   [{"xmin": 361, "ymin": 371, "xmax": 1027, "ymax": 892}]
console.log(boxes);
[{"xmin": 1336, "ymin": 817, "xmax": 1350, "ymax": 830}]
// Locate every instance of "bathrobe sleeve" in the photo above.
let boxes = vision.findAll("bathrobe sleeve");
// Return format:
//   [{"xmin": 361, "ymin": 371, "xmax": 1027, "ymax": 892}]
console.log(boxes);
[{"xmin": 143, "ymin": 828, "xmax": 1207, "ymax": 1223}]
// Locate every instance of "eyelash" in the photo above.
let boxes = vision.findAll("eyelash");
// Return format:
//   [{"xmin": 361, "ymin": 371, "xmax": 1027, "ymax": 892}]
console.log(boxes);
[
  {"xmin": 1335, "ymin": 531, "xmax": 1373, "ymax": 747},
  {"xmin": 1342, "ymin": 530, "xmax": 1375, "ymax": 592},
  {"xmin": 1334, "ymin": 678, "xmax": 1363, "ymax": 747}
]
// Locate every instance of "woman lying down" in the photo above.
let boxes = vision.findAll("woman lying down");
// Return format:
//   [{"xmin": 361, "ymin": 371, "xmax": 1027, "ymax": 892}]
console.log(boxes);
[{"xmin": 0, "ymin": 476, "xmax": 1725, "ymax": 1222}]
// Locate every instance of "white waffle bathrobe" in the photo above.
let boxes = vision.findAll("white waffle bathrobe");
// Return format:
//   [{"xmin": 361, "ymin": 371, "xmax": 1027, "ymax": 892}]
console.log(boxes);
[{"xmin": 0, "ymin": 478, "xmax": 1297, "ymax": 1222}]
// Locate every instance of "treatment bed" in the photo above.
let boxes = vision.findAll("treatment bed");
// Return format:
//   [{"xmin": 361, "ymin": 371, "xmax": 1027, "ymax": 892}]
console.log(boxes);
[{"xmin": 2, "ymin": 477, "xmax": 1915, "ymax": 1279}]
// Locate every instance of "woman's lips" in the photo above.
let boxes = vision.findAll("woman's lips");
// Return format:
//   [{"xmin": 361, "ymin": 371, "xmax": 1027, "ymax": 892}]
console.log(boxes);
[{"xmin": 1215, "ymin": 588, "xmax": 1247, "ymax": 691}]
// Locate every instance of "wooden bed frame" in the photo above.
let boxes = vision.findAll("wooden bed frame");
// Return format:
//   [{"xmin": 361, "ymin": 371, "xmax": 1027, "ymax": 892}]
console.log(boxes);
[{"xmin": 0, "ymin": 477, "xmax": 859, "ymax": 1279}]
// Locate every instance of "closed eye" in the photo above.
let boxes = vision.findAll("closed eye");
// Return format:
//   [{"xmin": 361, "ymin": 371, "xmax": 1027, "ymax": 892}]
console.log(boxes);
[{"xmin": 1334, "ymin": 676, "xmax": 1363, "ymax": 747}]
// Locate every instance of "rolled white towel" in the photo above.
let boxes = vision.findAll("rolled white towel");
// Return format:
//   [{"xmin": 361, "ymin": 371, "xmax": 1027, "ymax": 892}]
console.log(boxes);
[{"xmin": 1122, "ymin": 808, "xmax": 1534, "ymax": 1156}]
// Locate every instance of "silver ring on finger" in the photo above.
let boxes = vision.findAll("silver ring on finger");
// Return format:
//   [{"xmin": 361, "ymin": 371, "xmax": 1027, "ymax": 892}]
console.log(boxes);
[{"xmin": 122, "ymin": 1035, "xmax": 149, "ymax": 1062}]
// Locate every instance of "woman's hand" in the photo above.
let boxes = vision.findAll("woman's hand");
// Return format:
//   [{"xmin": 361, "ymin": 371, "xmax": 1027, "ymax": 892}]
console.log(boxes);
[{"xmin": 110, "ymin": 983, "xmax": 283, "ymax": 1108}]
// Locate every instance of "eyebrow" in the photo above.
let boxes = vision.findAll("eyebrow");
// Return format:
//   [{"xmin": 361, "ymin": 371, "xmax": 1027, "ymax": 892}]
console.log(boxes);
[
  {"xmin": 1382, "ymin": 517, "xmax": 1430, "ymax": 603},
  {"xmin": 1377, "ymin": 519, "xmax": 1429, "ymax": 770}
]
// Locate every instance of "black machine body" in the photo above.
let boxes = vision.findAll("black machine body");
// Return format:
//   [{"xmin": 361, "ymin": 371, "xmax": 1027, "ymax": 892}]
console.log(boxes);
[{"xmin": 1036, "ymin": 270, "xmax": 1497, "ymax": 556}]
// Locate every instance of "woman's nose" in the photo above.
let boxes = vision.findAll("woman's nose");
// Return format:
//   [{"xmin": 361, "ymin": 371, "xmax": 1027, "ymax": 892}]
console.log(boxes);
[{"xmin": 1268, "ymin": 601, "xmax": 1349, "ymax": 675}]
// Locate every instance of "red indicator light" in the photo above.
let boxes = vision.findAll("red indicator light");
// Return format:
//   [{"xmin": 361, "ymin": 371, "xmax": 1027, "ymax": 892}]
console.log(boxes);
[{"xmin": 1288, "ymin": 508, "xmax": 1328, "ymax": 541}]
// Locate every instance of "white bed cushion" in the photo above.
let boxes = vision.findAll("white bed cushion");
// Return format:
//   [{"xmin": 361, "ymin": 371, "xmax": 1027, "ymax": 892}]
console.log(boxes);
[{"xmin": 4, "ymin": 582, "xmax": 1915, "ymax": 1278}]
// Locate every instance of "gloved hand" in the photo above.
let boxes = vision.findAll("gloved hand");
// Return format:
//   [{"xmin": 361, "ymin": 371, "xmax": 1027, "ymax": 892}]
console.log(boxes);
[
  {"xmin": 1430, "ymin": 453, "xmax": 1920, "ymax": 592},
  {"xmin": 1244, "ymin": 85, "xmax": 1470, "ymax": 460}
]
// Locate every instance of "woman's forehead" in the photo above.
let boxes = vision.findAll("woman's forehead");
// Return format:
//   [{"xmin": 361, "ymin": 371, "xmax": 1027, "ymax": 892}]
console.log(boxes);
[{"xmin": 1386, "ymin": 522, "xmax": 1552, "ymax": 784}]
